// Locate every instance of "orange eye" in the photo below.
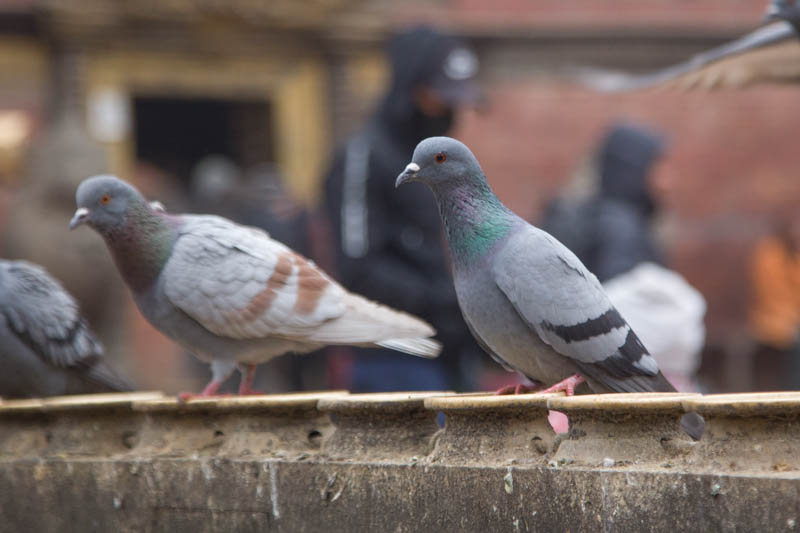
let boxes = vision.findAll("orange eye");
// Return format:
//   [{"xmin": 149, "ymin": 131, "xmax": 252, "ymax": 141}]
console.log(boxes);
[
  {"xmin": 435, "ymin": 152, "xmax": 447, "ymax": 164},
  {"xmin": 100, "ymin": 194, "xmax": 111, "ymax": 205}
]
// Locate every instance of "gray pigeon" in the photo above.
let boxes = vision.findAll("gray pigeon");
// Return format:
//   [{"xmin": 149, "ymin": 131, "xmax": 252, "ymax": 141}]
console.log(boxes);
[
  {"xmin": 69, "ymin": 175, "xmax": 441, "ymax": 399},
  {"xmin": 396, "ymin": 137, "xmax": 703, "ymax": 438},
  {"xmin": 570, "ymin": 17, "xmax": 800, "ymax": 92},
  {"xmin": 0, "ymin": 259, "xmax": 131, "ymax": 398}
]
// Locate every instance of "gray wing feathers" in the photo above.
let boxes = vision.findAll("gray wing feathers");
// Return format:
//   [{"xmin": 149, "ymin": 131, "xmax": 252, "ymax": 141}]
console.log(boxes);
[
  {"xmin": 164, "ymin": 216, "xmax": 440, "ymax": 358},
  {"xmin": 493, "ymin": 227, "xmax": 659, "ymax": 378},
  {"xmin": 0, "ymin": 260, "xmax": 131, "ymax": 393},
  {"xmin": 1, "ymin": 261, "xmax": 104, "ymax": 367},
  {"xmin": 571, "ymin": 21, "xmax": 799, "ymax": 92}
]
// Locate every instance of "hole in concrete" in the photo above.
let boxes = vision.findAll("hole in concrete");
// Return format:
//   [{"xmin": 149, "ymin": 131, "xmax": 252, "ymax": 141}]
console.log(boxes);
[
  {"xmin": 214, "ymin": 430, "xmax": 225, "ymax": 438},
  {"xmin": 308, "ymin": 430, "xmax": 323, "ymax": 446},
  {"xmin": 44, "ymin": 431, "xmax": 53, "ymax": 444},
  {"xmin": 530, "ymin": 435, "xmax": 548, "ymax": 455},
  {"xmin": 121, "ymin": 430, "xmax": 138, "ymax": 449}
]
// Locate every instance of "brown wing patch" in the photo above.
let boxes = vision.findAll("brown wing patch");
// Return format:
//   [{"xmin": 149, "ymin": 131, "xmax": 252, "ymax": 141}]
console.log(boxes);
[
  {"xmin": 242, "ymin": 253, "xmax": 293, "ymax": 320},
  {"xmin": 292, "ymin": 253, "xmax": 329, "ymax": 314}
]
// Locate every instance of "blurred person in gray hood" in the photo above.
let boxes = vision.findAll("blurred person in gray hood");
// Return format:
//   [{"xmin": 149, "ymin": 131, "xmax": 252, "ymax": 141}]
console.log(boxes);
[
  {"xmin": 543, "ymin": 122, "xmax": 706, "ymax": 392},
  {"xmin": 543, "ymin": 122, "xmax": 667, "ymax": 282}
]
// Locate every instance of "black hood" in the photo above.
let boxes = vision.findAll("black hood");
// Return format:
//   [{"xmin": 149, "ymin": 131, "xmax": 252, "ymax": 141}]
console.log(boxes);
[
  {"xmin": 598, "ymin": 123, "xmax": 665, "ymax": 215},
  {"xmin": 375, "ymin": 26, "xmax": 477, "ymax": 146}
]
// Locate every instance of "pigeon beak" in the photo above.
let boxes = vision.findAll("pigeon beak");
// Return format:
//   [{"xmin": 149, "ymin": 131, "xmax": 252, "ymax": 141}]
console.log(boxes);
[
  {"xmin": 395, "ymin": 162, "xmax": 420, "ymax": 188},
  {"xmin": 69, "ymin": 207, "xmax": 89, "ymax": 230}
]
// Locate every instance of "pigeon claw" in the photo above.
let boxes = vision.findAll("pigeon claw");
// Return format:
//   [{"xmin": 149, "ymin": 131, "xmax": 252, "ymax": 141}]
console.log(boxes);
[
  {"xmin": 237, "ymin": 389, "xmax": 265, "ymax": 396},
  {"xmin": 178, "ymin": 391, "xmax": 233, "ymax": 402},
  {"xmin": 177, "ymin": 379, "xmax": 229, "ymax": 402},
  {"xmin": 539, "ymin": 374, "xmax": 585, "ymax": 396}
]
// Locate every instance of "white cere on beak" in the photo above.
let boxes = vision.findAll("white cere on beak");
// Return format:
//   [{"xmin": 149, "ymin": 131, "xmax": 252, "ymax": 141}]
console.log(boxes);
[
  {"xmin": 68, "ymin": 207, "xmax": 89, "ymax": 230},
  {"xmin": 405, "ymin": 162, "xmax": 420, "ymax": 173}
]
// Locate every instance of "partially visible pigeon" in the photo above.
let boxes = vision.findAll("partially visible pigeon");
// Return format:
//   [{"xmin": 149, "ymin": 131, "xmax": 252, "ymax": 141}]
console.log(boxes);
[
  {"xmin": 570, "ymin": 12, "xmax": 800, "ymax": 92},
  {"xmin": 0, "ymin": 259, "xmax": 131, "ymax": 398},
  {"xmin": 396, "ymin": 137, "xmax": 703, "ymax": 439},
  {"xmin": 69, "ymin": 175, "xmax": 441, "ymax": 399}
]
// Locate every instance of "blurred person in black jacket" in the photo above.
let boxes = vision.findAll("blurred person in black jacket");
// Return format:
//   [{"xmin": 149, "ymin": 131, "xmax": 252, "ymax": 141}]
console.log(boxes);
[{"xmin": 323, "ymin": 26, "xmax": 483, "ymax": 392}]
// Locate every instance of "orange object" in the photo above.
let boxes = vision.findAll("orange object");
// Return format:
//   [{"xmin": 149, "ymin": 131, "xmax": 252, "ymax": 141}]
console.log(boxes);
[{"xmin": 749, "ymin": 236, "xmax": 800, "ymax": 349}]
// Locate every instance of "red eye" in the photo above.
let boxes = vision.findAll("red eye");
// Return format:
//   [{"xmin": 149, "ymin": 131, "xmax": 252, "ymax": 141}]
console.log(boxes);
[
  {"xmin": 435, "ymin": 152, "xmax": 447, "ymax": 164},
  {"xmin": 101, "ymin": 194, "xmax": 112, "ymax": 205}
]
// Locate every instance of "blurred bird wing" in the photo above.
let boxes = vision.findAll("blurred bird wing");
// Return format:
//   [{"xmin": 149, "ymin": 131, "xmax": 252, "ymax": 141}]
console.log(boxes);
[
  {"xmin": 163, "ymin": 215, "xmax": 348, "ymax": 341},
  {"xmin": 572, "ymin": 20, "xmax": 800, "ymax": 92},
  {"xmin": 660, "ymin": 38, "xmax": 800, "ymax": 90},
  {"xmin": 0, "ymin": 260, "xmax": 104, "ymax": 367},
  {"xmin": 492, "ymin": 226, "xmax": 659, "ymax": 379}
]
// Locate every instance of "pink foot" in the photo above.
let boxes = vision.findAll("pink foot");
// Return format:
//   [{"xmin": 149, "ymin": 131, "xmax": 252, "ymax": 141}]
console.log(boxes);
[
  {"xmin": 494, "ymin": 383, "xmax": 544, "ymax": 395},
  {"xmin": 539, "ymin": 374, "xmax": 585, "ymax": 396},
  {"xmin": 548, "ymin": 410, "xmax": 570, "ymax": 434},
  {"xmin": 178, "ymin": 391, "xmax": 232, "ymax": 402},
  {"xmin": 238, "ymin": 388, "xmax": 265, "ymax": 396},
  {"xmin": 178, "ymin": 380, "xmax": 230, "ymax": 402},
  {"xmin": 238, "ymin": 364, "xmax": 264, "ymax": 396}
]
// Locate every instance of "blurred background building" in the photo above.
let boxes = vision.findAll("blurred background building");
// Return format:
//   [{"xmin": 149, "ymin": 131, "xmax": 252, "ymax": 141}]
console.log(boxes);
[{"xmin": 0, "ymin": 0, "xmax": 793, "ymax": 394}]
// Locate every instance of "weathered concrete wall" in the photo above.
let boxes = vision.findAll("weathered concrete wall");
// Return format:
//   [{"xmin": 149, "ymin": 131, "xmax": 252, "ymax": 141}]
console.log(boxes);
[{"xmin": 1, "ymin": 391, "xmax": 799, "ymax": 532}]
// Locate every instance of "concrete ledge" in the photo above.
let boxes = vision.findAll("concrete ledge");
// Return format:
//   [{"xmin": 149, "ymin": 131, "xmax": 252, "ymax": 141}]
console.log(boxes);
[
  {"xmin": 684, "ymin": 392, "xmax": 800, "ymax": 473},
  {"xmin": 425, "ymin": 393, "xmax": 557, "ymax": 464},
  {"xmin": 318, "ymin": 392, "xmax": 451, "ymax": 461},
  {"xmin": 1, "ymin": 458, "xmax": 798, "ymax": 532},
  {"xmin": 2, "ymin": 390, "xmax": 800, "ymax": 532},
  {"xmin": 548, "ymin": 392, "xmax": 700, "ymax": 467}
]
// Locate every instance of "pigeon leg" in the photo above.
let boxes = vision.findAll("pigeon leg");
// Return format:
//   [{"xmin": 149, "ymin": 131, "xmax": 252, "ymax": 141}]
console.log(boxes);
[
  {"xmin": 178, "ymin": 360, "xmax": 236, "ymax": 401},
  {"xmin": 178, "ymin": 379, "xmax": 231, "ymax": 402},
  {"xmin": 238, "ymin": 364, "xmax": 264, "ymax": 396},
  {"xmin": 539, "ymin": 374, "xmax": 585, "ymax": 396}
]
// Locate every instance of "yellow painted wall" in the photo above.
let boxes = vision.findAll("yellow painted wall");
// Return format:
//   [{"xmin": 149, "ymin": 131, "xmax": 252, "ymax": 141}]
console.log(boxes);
[
  {"xmin": 86, "ymin": 50, "xmax": 330, "ymax": 205},
  {"xmin": 0, "ymin": 37, "xmax": 47, "ymax": 180}
]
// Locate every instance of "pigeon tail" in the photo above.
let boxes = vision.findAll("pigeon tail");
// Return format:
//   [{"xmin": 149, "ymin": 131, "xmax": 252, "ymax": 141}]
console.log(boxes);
[
  {"xmin": 80, "ymin": 358, "xmax": 134, "ymax": 393},
  {"xmin": 376, "ymin": 337, "xmax": 442, "ymax": 358},
  {"xmin": 304, "ymin": 292, "xmax": 438, "ymax": 347}
]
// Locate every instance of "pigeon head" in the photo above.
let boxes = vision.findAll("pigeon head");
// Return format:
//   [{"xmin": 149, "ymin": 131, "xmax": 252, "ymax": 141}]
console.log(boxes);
[
  {"xmin": 395, "ymin": 136, "xmax": 483, "ymax": 190},
  {"xmin": 69, "ymin": 175, "xmax": 149, "ymax": 233}
]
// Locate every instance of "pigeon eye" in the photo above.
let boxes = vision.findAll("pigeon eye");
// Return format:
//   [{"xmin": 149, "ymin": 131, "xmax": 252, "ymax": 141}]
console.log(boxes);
[
  {"xmin": 100, "ymin": 194, "xmax": 112, "ymax": 205},
  {"xmin": 435, "ymin": 152, "xmax": 447, "ymax": 164}
]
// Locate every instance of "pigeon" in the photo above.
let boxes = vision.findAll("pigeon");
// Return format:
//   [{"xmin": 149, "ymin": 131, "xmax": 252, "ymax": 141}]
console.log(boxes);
[
  {"xmin": 570, "ymin": 7, "xmax": 800, "ymax": 92},
  {"xmin": 69, "ymin": 175, "xmax": 441, "ymax": 399},
  {"xmin": 0, "ymin": 259, "xmax": 131, "ymax": 398},
  {"xmin": 396, "ymin": 137, "xmax": 703, "ymax": 439}
]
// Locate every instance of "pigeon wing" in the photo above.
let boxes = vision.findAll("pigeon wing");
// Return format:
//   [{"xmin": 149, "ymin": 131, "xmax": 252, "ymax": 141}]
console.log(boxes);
[
  {"xmin": 572, "ymin": 21, "xmax": 800, "ymax": 92},
  {"xmin": 163, "ymin": 216, "xmax": 440, "ymax": 357},
  {"xmin": 492, "ymin": 226, "xmax": 663, "ymax": 386},
  {"xmin": 0, "ymin": 260, "xmax": 104, "ymax": 367}
]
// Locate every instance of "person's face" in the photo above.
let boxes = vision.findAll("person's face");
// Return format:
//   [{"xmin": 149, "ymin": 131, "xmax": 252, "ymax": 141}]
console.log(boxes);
[
  {"xmin": 414, "ymin": 86, "xmax": 452, "ymax": 118},
  {"xmin": 649, "ymin": 156, "xmax": 676, "ymax": 198}
]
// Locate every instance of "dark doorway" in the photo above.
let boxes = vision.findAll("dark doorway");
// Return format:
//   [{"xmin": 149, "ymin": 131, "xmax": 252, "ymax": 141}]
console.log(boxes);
[{"xmin": 133, "ymin": 96, "xmax": 273, "ymax": 190}]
